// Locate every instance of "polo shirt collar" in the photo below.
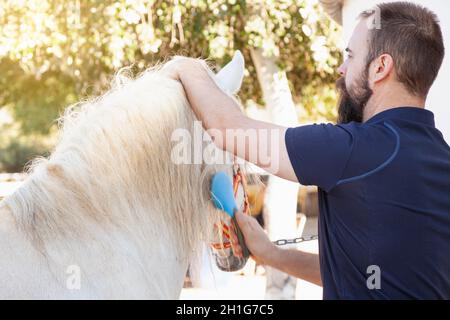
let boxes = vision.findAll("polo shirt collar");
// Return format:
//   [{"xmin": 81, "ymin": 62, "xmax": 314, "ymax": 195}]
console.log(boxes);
[{"xmin": 365, "ymin": 106, "xmax": 435, "ymax": 126}]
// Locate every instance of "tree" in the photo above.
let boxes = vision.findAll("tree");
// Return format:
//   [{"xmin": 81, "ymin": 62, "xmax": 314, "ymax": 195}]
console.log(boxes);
[
  {"xmin": 252, "ymin": 47, "xmax": 300, "ymax": 299},
  {"xmin": 0, "ymin": 0, "xmax": 341, "ymax": 135}
]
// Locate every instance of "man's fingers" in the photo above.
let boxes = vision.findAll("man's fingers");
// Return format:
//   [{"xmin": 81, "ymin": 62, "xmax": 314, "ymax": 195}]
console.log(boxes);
[
  {"xmin": 229, "ymin": 229, "xmax": 243, "ymax": 257},
  {"xmin": 230, "ymin": 234, "xmax": 241, "ymax": 249},
  {"xmin": 161, "ymin": 57, "xmax": 197, "ymax": 81},
  {"xmin": 234, "ymin": 246, "xmax": 243, "ymax": 257},
  {"xmin": 234, "ymin": 210, "xmax": 251, "ymax": 230},
  {"xmin": 231, "ymin": 240, "xmax": 242, "ymax": 257}
]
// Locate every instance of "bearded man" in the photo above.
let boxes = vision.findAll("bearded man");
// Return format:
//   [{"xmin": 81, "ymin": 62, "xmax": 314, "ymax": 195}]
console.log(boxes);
[{"xmin": 169, "ymin": 2, "xmax": 449, "ymax": 299}]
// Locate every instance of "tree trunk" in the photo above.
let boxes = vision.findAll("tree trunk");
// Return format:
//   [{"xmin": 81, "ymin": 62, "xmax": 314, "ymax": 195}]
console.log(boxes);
[{"xmin": 250, "ymin": 48, "xmax": 300, "ymax": 300}]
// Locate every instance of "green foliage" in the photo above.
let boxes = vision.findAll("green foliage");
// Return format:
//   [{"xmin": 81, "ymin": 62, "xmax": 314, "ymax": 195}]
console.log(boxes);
[
  {"xmin": 0, "ymin": 139, "xmax": 48, "ymax": 173},
  {"xmin": 0, "ymin": 0, "xmax": 342, "ymax": 170},
  {"xmin": 0, "ymin": 58, "xmax": 77, "ymax": 135}
]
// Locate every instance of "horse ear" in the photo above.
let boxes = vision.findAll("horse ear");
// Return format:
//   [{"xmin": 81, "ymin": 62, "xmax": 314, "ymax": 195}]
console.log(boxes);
[{"xmin": 215, "ymin": 50, "xmax": 245, "ymax": 95}]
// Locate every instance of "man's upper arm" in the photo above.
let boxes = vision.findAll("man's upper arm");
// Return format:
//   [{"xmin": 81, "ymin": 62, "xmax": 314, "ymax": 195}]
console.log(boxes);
[{"xmin": 284, "ymin": 123, "xmax": 354, "ymax": 191}]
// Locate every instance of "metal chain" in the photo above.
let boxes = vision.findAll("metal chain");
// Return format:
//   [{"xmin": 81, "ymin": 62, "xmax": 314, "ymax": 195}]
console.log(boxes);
[{"xmin": 273, "ymin": 234, "xmax": 318, "ymax": 246}]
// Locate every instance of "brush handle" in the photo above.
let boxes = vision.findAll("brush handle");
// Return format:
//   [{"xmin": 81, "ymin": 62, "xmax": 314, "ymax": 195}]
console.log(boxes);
[{"xmin": 232, "ymin": 214, "xmax": 250, "ymax": 259}]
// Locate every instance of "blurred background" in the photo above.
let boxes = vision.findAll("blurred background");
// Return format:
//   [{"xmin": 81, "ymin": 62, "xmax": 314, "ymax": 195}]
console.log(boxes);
[
  {"xmin": 0, "ymin": 0, "xmax": 342, "ymax": 173},
  {"xmin": 1, "ymin": 0, "xmax": 449, "ymax": 300}
]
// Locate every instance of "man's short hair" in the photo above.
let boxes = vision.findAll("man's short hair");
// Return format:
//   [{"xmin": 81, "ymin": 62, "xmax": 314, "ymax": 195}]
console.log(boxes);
[{"xmin": 360, "ymin": 2, "xmax": 445, "ymax": 97}]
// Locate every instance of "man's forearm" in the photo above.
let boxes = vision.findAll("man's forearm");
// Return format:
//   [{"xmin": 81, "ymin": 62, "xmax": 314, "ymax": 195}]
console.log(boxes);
[{"xmin": 266, "ymin": 246, "xmax": 322, "ymax": 287}]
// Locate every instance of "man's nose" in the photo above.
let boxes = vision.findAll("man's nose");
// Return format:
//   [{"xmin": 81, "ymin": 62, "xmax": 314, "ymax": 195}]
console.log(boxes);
[{"xmin": 337, "ymin": 63, "xmax": 346, "ymax": 76}]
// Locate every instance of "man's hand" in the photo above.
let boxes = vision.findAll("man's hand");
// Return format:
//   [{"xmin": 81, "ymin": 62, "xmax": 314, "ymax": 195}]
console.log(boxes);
[
  {"xmin": 161, "ymin": 57, "xmax": 203, "ymax": 82},
  {"xmin": 231, "ymin": 210, "xmax": 322, "ymax": 286},
  {"xmin": 230, "ymin": 210, "xmax": 279, "ymax": 266}
]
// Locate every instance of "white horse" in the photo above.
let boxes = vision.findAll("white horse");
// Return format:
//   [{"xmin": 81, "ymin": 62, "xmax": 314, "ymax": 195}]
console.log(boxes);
[{"xmin": 0, "ymin": 52, "xmax": 245, "ymax": 299}]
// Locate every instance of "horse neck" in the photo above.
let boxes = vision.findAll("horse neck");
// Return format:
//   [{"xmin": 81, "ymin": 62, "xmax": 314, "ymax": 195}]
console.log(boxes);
[
  {"xmin": 3, "ymin": 141, "xmax": 201, "ymax": 298},
  {"xmin": 0, "ymin": 202, "xmax": 15, "ymax": 231}
]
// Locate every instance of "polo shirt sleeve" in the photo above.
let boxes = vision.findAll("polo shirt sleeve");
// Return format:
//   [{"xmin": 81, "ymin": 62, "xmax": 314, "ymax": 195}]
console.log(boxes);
[{"xmin": 285, "ymin": 123, "xmax": 355, "ymax": 192}]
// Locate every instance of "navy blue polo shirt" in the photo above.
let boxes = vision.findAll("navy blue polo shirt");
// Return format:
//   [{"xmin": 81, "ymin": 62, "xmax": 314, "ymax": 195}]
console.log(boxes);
[{"xmin": 285, "ymin": 107, "xmax": 450, "ymax": 299}]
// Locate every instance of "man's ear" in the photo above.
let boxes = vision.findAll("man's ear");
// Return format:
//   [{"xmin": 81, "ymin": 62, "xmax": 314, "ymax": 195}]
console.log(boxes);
[
  {"xmin": 371, "ymin": 53, "xmax": 395, "ymax": 84},
  {"xmin": 214, "ymin": 50, "xmax": 245, "ymax": 95}
]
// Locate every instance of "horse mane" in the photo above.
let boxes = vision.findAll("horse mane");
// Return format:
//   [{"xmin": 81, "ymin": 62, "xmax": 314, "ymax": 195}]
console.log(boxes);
[{"xmin": 3, "ymin": 62, "xmax": 230, "ymax": 271}]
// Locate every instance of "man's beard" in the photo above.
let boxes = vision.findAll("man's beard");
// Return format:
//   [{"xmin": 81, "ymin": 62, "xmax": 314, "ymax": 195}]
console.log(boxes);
[{"xmin": 336, "ymin": 69, "xmax": 373, "ymax": 124}]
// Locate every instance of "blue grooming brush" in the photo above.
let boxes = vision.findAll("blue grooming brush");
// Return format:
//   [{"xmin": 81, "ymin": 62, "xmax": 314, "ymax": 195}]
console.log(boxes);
[{"xmin": 211, "ymin": 171, "xmax": 250, "ymax": 258}]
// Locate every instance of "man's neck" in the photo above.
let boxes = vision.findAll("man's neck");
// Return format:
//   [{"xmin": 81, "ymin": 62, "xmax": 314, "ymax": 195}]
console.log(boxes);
[{"xmin": 363, "ymin": 85, "xmax": 425, "ymax": 122}]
